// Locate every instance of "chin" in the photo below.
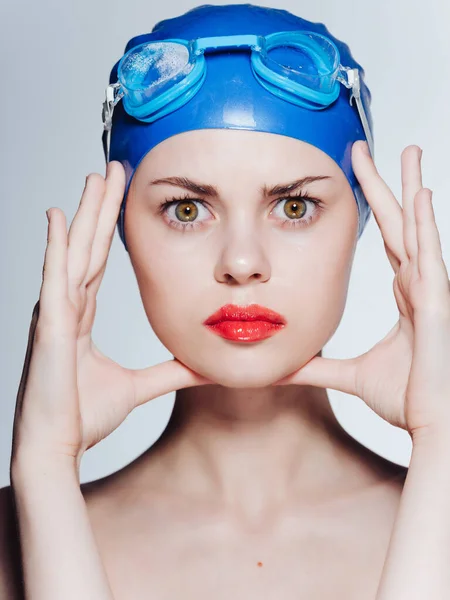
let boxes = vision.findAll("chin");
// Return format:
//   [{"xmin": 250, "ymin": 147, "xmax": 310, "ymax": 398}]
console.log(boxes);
[
  {"xmin": 174, "ymin": 350, "xmax": 295, "ymax": 388},
  {"xmin": 200, "ymin": 369, "xmax": 281, "ymax": 389}
]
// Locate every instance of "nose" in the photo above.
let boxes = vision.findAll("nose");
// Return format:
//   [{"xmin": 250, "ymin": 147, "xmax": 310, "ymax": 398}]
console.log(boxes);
[{"xmin": 214, "ymin": 227, "xmax": 271, "ymax": 285}]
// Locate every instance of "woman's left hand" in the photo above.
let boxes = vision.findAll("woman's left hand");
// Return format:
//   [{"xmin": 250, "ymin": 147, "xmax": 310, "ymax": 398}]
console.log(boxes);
[{"xmin": 273, "ymin": 141, "xmax": 450, "ymax": 442}]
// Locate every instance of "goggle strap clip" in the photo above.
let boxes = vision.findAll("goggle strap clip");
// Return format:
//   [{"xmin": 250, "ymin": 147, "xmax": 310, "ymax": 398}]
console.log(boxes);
[{"xmin": 102, "ymin": 83, "xmax": 123, "ymax": 163}]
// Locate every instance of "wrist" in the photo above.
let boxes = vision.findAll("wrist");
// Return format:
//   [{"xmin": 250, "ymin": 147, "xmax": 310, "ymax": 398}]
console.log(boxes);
[
  {"xmin": 410, "ymin": 425, "xmax": 450, "ymax": 456},
  {"xmin": 10, "ymin": 445, "xmax": 80, "ymax": 487}
]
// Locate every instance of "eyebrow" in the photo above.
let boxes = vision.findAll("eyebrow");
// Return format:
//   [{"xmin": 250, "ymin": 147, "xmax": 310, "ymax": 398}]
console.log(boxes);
[{"xmin": 149, "ymin": 175, "xmax": 332, "ymax": 198}]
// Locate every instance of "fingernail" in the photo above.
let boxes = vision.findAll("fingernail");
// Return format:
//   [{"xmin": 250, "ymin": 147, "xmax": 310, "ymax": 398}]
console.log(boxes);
[{"xmin": 361, "ymin": 141, "xmax": 370, "ymax": 155}]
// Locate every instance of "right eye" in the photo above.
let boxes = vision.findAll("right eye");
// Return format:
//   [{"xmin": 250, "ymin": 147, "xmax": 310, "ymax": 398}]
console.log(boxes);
[{"xmin": 158, "ymin": 195, "xmax": 213, "ymax": 231}]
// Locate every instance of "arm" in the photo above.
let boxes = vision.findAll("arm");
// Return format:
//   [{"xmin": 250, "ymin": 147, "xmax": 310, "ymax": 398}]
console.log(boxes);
[
  {"xmin": 8, "ymin": 164, "xmax": 210, "ymax": 600},
  {"xmin": 10, "ymin": 450, "xmax": 115, "ymax": 600},
  {"xmin": 375, "ymin": 433, "xmax": 450, "ymax": 600}
]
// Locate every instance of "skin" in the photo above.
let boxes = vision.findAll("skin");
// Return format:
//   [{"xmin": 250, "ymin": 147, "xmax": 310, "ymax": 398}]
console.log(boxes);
[
  {"xmin": 90, "ymin": 130, "xmax": 406, "ymax": 598},
  {"xmin": 0, "ymin": 129, "xmax": 408, "ymax": 599},
  {"xmin": 126, "ymin": 128, "xmax": 357, "ymax": 389}
]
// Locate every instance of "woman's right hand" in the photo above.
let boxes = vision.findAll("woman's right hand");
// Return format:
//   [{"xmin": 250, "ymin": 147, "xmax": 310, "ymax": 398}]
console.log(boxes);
[{"xmin": 11, "ymin": 161, "xmax": 212, "ymax": 471}]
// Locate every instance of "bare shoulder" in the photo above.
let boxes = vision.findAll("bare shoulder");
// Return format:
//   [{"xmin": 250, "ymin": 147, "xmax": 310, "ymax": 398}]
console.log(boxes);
[
  {"xmin": 348, "ymin": 443, "xmax": 409, "ymax": 522},
  {"xmin": 0, "ymin": 485, "xmax": 23, "ymax": 599},
  {"xmin": 372, "ymin": 458, "xmax": 408, "ymax": 511},
  {"xmin": 367, "ymin": 449, "xmax": 409, "ymax": 493}
]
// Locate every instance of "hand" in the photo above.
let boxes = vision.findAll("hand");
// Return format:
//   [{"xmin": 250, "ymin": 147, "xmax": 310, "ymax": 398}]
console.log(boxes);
[
  {"xmin": 11, "ymin": 162, "xmax": 212, "ymax": 470},
  {"xmin": 272, "ymin": 142, "xmax": 450, "ymax": 441}
]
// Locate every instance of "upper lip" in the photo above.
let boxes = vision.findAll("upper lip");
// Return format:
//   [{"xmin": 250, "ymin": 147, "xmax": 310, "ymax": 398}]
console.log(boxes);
[{"xmin": 203, "ymin": 303, "xmax": 287, "ymax": 326}]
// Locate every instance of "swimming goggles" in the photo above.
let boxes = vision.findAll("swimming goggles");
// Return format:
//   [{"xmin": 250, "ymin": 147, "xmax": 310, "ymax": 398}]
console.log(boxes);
[{"xmin": 102, "ymin": 31, "xmax": 374, "ymax": 163}]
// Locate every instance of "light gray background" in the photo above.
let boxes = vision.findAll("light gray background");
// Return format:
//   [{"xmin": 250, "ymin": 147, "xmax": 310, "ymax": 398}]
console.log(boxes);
[{"xmin": 1, "ymin": 0, "xmax": 449, "ymax": 487}]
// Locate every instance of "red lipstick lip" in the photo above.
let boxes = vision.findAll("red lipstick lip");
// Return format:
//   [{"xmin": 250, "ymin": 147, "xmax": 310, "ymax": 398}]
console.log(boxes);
[{"xmin": 203, "ymin": 303, "xmax": 287, "ymax": 326}]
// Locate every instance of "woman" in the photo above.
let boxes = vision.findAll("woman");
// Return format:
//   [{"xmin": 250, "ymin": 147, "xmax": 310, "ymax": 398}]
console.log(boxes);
[{"xmin": 2, "ymin": 4, "xmax": 450, "ymax": 600}]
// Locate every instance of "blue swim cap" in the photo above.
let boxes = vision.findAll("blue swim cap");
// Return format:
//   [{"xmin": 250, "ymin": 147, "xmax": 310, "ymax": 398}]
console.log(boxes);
[{"xmin": 106, "ymin": 4, "xmax": 374, "ymax": 252}]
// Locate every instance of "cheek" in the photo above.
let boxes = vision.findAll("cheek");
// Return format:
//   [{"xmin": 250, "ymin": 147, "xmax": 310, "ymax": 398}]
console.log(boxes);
[
  {"xmin": 287, "ymin": 233, "xmax": 355, "ymax": 347},
  {"xmin": 133, "ymin": 252, "xmax": 209, "ymax": 347},
  {"xmin": 295, "ymin": 260, "xmax": 350, "ymax": 331}
]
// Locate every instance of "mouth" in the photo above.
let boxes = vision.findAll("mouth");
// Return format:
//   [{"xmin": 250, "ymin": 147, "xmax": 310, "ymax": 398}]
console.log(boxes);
[{"xmin": 203, "ymin": 303, "xmax": 287, "ymax": 343}]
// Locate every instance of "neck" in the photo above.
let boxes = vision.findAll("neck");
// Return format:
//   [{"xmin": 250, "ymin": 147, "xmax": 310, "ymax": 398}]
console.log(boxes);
[{"xmin": 132, "ymin": 382, "xmax": 376, "ymax": 524}]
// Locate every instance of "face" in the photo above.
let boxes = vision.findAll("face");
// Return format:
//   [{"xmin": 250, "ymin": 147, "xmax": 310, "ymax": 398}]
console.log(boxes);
[{"xmin": 124, "ymin": 129, "xmax": 359, "ymax": 387}]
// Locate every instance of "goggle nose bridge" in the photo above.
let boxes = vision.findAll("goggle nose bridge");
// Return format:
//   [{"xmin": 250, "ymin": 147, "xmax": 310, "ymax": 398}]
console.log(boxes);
[{"xmin": 191, "ymin": 33, "xmax": 264, "ymax": 54}]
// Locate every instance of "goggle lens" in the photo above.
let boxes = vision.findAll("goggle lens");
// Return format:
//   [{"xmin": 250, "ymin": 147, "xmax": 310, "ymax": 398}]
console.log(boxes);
[
  {"xmin": 118, "ymin": 41, "xmax": 194, "ymax": 106},
  {"xmin": 262, "ymin": 33, "xmax": 340, "ymax": 95}
]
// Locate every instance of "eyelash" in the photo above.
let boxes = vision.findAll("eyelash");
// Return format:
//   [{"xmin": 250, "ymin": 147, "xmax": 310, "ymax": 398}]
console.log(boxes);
[{"xmin": 157, "ymin": 190, "xmax": 325, "ymax": 231}]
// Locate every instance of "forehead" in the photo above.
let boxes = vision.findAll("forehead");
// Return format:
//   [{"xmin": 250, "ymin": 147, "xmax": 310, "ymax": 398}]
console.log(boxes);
[{"xmin": 135, "ymin": 129, "xmax": 344, "ymax": 186}]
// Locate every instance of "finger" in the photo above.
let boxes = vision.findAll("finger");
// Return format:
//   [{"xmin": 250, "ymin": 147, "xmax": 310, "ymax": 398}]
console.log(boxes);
[
  {"xmin": 84, "ymin": 161, "xmax": 126, "ymax": 289},
  {"xmin": 15, "ymin": 301, "xmax": 41, "ymax": 413},
  {"xmin": 39, "ymin": 208, "xmax": 69, "ymax": 326},
  {"xmin": 384, "ymin": 240, "xmax": 401, "ymax": 273},
  {"xmin": 271, "ymin": 355, "xmax": 358, "ymax": 397},
  {"xmin": 66, "ymin": 174, "xmax": 106, "ymax": 301},
  {"xmin": 415, "ymin": 188, "xmax": 450, "ymax": 294},
  {"xmin": 352, "ymin": 141, "xmax": 408, "ymax": 267},
  {"xmin": 130, "ymin": 359, "xmax": 213, "ymax": 409},
  {"xmin": 401, "ymin": 145, "xmax": 423, "ymax": 261}
]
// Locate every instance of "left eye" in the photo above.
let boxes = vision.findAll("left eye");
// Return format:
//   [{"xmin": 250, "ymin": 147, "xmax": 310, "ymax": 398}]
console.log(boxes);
[{"xmin": 270, "ymin": 194, "xmax": 323, "ymax": 228}]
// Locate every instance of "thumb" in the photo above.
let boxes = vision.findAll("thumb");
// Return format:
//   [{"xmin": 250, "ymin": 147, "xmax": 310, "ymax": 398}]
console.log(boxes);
[
  {"xmin": 272, "ymin": 355, "xmax": 358, "ymax": 396},
  {"xmin": 130, "ymin": 358, "xmax": 213, "ymax": 409}
]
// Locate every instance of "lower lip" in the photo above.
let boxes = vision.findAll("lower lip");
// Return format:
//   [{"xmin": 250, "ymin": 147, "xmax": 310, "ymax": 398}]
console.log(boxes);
[{"xmin": 205, "ymin": 320, "xmax": 285, "ymax": 342}]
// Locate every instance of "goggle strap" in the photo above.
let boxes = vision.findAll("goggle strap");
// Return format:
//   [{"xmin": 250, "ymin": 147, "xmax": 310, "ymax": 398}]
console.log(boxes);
[
  {"xmin": 102, "ymin": 128, "xmax": 110, "ymax": 164},
  {"xmin": 352, "ymin": 93, "xmax": 375, "ymax": 158},
  {"xmin": 346, "ymin": 68, "xmax": 375, "ymax": 158}
]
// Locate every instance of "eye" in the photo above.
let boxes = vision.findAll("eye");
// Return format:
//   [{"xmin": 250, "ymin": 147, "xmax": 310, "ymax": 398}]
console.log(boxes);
[
  {"xmin": 157, "ymin": 190, "xmax": 325, "ymax": 232},
  {"xmin": 270, "ymin": 190, "xmax": 324, "ymax": 229},
  {"xmin": 157, "ymin": 194, "xmax": 212, "ymax": 231}
]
